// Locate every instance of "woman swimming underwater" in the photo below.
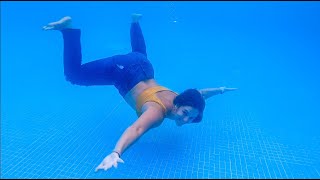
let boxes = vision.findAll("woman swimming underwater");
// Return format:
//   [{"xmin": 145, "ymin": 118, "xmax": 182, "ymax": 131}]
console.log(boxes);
[{"xmin": 43, "ymin": 14, "xmax": 237, "ymax": 172}]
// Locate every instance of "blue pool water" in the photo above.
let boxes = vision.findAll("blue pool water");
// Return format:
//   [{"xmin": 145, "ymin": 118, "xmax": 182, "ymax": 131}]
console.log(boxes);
[{"xmin": 1, "ymin": 1, "xmax": 320, "ymax": 178}]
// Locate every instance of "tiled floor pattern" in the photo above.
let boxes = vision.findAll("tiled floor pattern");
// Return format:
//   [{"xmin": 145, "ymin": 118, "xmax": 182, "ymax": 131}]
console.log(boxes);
[{"xmin": 1, "ymin": 102, "xmax": 319, "ymax": 179}]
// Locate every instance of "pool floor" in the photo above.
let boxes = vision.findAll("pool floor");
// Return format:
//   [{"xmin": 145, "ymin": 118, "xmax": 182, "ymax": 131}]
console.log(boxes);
[{"xmin": 1, "ymin": 101, "xmax": 319, "ymax": 179}]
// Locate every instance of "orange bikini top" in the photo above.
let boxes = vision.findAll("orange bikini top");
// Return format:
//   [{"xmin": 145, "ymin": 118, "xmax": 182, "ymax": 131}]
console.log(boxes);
[{"xmin": 135, "ymin": 86, "xmax": 178, "ymax": 117}]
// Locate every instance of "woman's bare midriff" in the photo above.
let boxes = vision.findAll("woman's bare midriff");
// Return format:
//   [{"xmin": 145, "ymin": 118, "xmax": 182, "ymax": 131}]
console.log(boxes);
[{"xmin": 124, "ymin": 79, "xmax": 177, "ymax": 112}]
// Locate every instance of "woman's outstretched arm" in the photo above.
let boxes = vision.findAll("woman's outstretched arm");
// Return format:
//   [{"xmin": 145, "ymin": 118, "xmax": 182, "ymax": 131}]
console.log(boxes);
[{"xmin": 95, "ymin": 106, "xmax": 164, "ymax": 172}]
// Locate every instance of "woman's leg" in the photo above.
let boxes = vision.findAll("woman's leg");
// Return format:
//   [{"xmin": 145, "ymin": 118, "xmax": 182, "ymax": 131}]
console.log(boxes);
[
  {"xmin": 61, "ymin": 28, "xmax": 117, "ymax": 86},
  {"xmin": 130, "ymin": 14, "xmax": 147, "ymax": 57},
  {"xmin": 44, "ymin": 16, "xmax": 118, "ymax": 86}
]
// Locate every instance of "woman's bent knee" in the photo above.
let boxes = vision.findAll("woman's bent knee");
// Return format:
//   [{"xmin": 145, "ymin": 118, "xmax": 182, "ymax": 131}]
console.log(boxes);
[{"xmin": 64, "ymin": 73, "xmax": 88, "ymax": 86}]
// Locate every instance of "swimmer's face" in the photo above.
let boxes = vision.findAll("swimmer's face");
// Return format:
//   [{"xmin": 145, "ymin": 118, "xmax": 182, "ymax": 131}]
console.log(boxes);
[{"xmin": 172, "ymin": 105, "xmax": 199, "ymax": 126}]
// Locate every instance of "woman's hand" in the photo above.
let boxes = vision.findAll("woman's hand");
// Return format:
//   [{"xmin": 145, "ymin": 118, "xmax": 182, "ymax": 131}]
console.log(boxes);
[
  {"xmin": 220, "ymin": 87, "xmax": 238, "ymax": 94},
  {"xmin": 95, "ymin": 152, "xmax": 124, "ymax": 172}
]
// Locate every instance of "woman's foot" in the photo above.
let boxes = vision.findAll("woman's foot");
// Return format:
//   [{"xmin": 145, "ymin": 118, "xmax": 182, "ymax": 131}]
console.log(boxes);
[
  {"xmin": 42, "ymin": 16, "xmax": 72, "ymax": 31},
  {"xmin": 132, "ymin": 13, "xmax": 142, "ymax": 23}
]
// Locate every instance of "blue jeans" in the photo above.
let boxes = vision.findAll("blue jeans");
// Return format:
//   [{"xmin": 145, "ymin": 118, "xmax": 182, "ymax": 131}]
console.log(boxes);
[{"xmin": 61, "ymin": 23, "xmax": 154, "ymax": 97}]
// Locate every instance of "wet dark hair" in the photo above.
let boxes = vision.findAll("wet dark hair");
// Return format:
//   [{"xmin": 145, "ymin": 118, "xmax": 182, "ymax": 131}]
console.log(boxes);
[{"xmin": 173, "ymin": 89, "xmax": 205, "ymax": 123}]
